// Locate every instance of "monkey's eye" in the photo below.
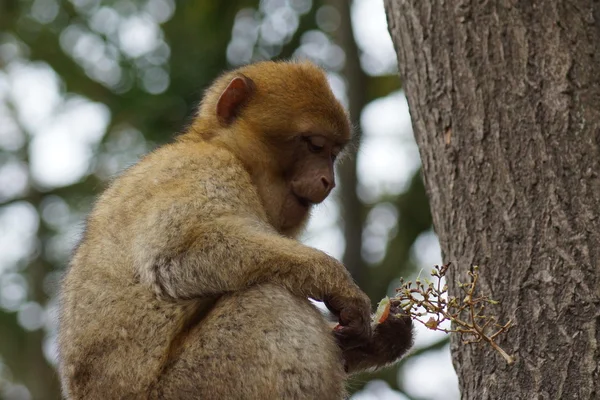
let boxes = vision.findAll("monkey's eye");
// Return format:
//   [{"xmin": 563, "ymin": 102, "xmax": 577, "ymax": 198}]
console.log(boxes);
[{"xmin": 304, "ymin": 136, "xmax": 326, "ymax": 153}]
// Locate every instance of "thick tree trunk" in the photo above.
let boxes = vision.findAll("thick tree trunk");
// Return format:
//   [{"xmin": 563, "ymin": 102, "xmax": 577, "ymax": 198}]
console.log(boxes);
[{"xmin": 384, "ymin": 1, "xmax": 600, "ymax": 399}]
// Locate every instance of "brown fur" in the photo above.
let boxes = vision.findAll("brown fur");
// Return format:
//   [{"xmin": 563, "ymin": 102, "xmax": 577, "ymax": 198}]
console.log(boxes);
[{"xmin": 58, "ymin": 60, "xmax": 412, "ymax": 400}]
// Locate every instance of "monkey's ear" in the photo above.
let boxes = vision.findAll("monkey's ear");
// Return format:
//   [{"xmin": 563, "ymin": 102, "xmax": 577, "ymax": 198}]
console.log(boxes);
[{"xmin": 216, "ymin": 75, "xmax": 255, "ymax": 125}]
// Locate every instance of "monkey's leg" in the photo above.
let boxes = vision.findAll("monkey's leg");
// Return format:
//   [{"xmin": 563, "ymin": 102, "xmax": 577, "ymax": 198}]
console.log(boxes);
[{"xmin": 151, "ymin": 283, "xmax": 346, "ymax": 400}]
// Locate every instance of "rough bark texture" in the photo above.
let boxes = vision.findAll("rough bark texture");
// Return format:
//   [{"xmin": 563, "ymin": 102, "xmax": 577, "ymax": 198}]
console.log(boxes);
[{"xmin": 384, "ymin": 1, "xmax": 600, "ymax": 399}]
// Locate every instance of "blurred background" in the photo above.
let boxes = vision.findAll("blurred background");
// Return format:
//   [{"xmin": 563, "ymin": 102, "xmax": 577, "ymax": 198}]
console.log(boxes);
[{"xmin": 0, "ymin": 0, "xmax": 459, "ymax": 399}]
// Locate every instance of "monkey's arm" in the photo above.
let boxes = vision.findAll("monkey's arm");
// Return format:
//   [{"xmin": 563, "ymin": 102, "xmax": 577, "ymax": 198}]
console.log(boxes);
[
  {"xmin": 135, "ymin": 214, "xmax": 371, "ymax": 337},
  {"xmin": 133, "ymin": 209, "xmax": 370, "ymax": 335},
  {"xmin": 339, "ymin": 299, "xmax": 414, "ymax": 374},
  {"xmin": 137, "ymin": 215, "xmax": 345, "ymax": 299}
]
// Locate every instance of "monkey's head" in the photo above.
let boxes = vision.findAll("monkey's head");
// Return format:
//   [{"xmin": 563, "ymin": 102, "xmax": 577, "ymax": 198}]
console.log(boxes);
[{"xmin": 191, "ymin": 61, "xmax": 351, "ymax": 236}]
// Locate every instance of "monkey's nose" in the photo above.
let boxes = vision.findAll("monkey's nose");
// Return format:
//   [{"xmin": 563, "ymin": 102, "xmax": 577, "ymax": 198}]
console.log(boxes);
[{"xmin": 321, "ymin": 176, "xmax": 335, "ymax": 192}]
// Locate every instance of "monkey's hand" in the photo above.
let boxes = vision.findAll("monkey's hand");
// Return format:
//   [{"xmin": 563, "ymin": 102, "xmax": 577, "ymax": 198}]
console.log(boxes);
[
  {"xmin": 336, "ymin": 298, "xmax": 414, "ymax": 374},
  {"xmin": 324, "ymin": 287, "xmax": 372, "ymax": 348}
]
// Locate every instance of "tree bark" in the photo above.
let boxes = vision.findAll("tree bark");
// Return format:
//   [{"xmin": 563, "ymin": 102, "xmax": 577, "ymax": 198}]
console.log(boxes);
[{"xmin": 384, "ymin": 1, "xmax": 600, "ymax": 399}]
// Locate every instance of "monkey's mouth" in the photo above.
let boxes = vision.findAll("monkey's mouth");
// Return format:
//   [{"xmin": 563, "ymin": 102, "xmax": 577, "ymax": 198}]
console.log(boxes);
[{"xmin": 293, "ymin": 194, "xmax": 311, "ymax": 209}]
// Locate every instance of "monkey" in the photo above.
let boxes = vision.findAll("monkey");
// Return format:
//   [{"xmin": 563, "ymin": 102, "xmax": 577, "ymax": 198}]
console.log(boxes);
[
  {"xmin": 338, "ymin": 298, "xmax": 413, "ymax": 375},
  {"xmin": 58, "ymin": 60, "xmax": 413, "ymax": 400}
]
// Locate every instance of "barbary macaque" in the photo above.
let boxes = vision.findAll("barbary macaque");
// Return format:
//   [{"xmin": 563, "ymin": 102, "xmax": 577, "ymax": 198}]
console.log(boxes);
[{"xmin": 58, "ymin": 60, "xmax": 413, "ymax": 400}]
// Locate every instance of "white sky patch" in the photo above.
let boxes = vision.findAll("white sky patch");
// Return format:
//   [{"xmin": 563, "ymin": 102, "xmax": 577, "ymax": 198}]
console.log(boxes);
[
  {"xmin": 71, "ymin": 30, "xmax": 106, "ymax": 65},
  {"xmin": 6, "ymin": 62, "xmax": 62, "ymax": 134},
  {"xmin": 306, "ymin": 196, "xmax": 340, "ymax": 232},
  {"xmin": 0, "ymin": 159, "xmax": 29, "ymax": 202},
  {"xmin": 0, "ymin": 105, "xmax": 25, "ymax": 151},
  {"xmin": 302, "ymin": 196, "xmax": 345, "ymax": 260},
  {"xmin": 29, "ymin": 96, "xmax": 110, "ymax": 188},
  {"xmin": 402, "ymin": 344, "xmax": 460, "ymax": 400},
  {"xmin": 17, "ymin": 301, "xmax": 46, "ymax": 331},
  {"xmin": 358, "ymin": 91, "xmax": 420, "ymax": 202},
  {"xmin": 57, "ymin": 96, "xmax": 110, "ymax": 144},
  {"xmin": 31, "ymin": 0, "xmax": 60, "ymax": 25},
  {"xmin": 351, "ymin": 380, "xmax": 409, "ymax": 400},
  {"xmin": 0, "ymin": 273, "xmax": 28, "ymax": 312},
  {"xmin": 0, "ymin": 202, "xmax": 39, "ymax": 274},
  {"xmin": 351, "ymin": 0, "xmax": 398, "ymax": 76},
  {"xmin": 144, "ymin": 0, "xmax": 176, "ymax": 24},
  {"xmin": 411, "ymin": 229, "xmax": 443, "ymax": 269},
  {"xmin": 118, "ymin": 15, "xmax": 161, "ymax": 58},
  {"xmin": 326, "ymin": 72, "xmax": 348, "ymax": 109},
  {"xmin": 89, "ymin": 6, "xmax": 121, "ymax": 35},
  {"xmin": 29, "ymin": 131, "xmax": 92, "ymax": 188},
  {"xmin": 362, "ymin": 91, "xmax": 414, "ymax": 137},
  {"xmin": 0, "ymin": 70, "xmax": 9, "ymax": 101}
]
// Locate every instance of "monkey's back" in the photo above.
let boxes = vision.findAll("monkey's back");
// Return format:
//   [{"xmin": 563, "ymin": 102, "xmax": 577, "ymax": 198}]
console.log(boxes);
[
  {"xmin": 59, "ymin": 262, "xmax": 194, "ymax": 398},
  {"xmin": 57, "ymin": 142, "xmax": 242, "ymax": 398}
]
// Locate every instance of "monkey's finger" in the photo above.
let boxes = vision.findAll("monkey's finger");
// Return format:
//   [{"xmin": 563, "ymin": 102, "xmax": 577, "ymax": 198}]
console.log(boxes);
[
  {"xmin": 324, "ymin": 302, "xmax": 341, "ymax": 318},
  {"xmin": 375, "ymin": 311, "xmax": 412, "ymax": 334},
  {"xmin": 338, "ymin": 308, "xmax": 354, "ymax": 326},
  {"xmin": 389, "ymin": 298, "xmax": 407, "ymax": 312},
  {"xmin": 338, "ymin": 314, "xmax": 370, "ymax": 344},
  {"xmin": 374, "ymin": 314, "xmax": 412, "ymax": 335},
  {"xmin": 387, "ymin": 300, "xmax": 412, "ymax": 323},
  {"xmin": 333, "ymin": 326, "xmax": 365, "ymax": 350}
]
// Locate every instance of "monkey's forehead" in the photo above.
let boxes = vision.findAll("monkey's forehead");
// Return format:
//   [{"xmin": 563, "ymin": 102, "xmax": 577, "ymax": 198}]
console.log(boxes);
[
  {"xmin": 234, "ymin": 61, "xmax": 340, "ymax": 104},
  {"xmin": 293, "ymin": 113, "xmax": 351, "ymax": 143},
  {"xmin": 203, "ymin": 60, "xmax": 351, "ymax": 140},
  {"xmin": 244, "ymin": 61, "xmax": 350, "ymax": 133}
]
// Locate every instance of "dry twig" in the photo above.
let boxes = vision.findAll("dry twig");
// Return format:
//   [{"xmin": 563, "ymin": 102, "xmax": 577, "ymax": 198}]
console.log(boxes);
[{"xmin": 391, "ymin": 263, "xmax": 514, "ymax": 364}]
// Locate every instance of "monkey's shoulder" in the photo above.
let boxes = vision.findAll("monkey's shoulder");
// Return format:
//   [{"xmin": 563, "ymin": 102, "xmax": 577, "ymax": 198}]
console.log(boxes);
[
  {"xmin": 138, "ymin": 141, "xmax": 250, "ymax": 185},
  {"xmin": 90, "ymin": 141, "xmax": 261, "ymax": 229},
  {"xmin": 108, "ymin": 142, "xmax": 250, "ymax": 195}
]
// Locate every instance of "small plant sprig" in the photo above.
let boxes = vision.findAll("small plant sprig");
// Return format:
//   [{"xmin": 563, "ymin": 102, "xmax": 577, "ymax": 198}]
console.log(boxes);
[{"xmin": 394, "ymin": 263, "xmax": 514, "ymax": 364}]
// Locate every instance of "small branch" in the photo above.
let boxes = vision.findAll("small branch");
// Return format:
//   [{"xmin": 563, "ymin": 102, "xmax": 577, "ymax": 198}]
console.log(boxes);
[{"xmin": 393, "ymin": 264, "xmax": 514, "ymax": 364}]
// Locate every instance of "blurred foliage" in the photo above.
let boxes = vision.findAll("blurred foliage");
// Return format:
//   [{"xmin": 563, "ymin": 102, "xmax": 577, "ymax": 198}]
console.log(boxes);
[{"xmin": 0, "ymin": 0, "xmax": 433, "ymax": 399}]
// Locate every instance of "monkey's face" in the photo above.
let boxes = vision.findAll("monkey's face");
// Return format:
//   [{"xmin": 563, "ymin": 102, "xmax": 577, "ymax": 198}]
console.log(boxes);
[
  {"xmin": 275, "ymin": 134, "xmax": 343, "ymax": 233},
  {"xmin": 200, "ymin": 61, "xmax": 351, "ymax": 235},
  {"xmin": 249, "ymin": 132, "xmax": 345, "ymax": 236}
]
